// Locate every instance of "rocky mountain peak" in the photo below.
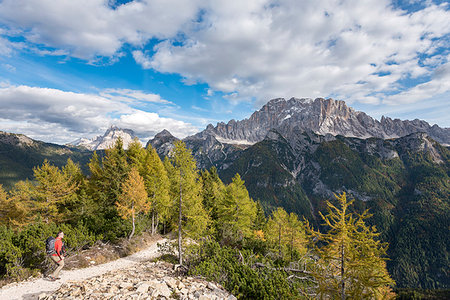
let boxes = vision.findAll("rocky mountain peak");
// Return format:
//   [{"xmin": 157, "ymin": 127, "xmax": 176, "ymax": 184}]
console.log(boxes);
[
  {"xmin": 68, "ymin": 126, "xmax": 137, "ymax": 150},
  {"xmin": 195, "ymin": 97, "xmax": 449, "ymax": 146},
  {"xmin": 146, "ymin": 129, "xmax": 179, "ymax": 157},
  {"xmin": 0, "ymin": 131, "xmax": 35, "ymax": 148}
]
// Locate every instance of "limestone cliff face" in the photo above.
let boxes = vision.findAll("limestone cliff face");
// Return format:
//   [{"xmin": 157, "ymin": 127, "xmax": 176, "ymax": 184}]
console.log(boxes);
[
  {"xmin": 204, "ymin": 97, "xmax": 449, "ymax": 145},
  {"xmin": 149, "ymin": 97, "xmax": 449, "ymax": 172}
]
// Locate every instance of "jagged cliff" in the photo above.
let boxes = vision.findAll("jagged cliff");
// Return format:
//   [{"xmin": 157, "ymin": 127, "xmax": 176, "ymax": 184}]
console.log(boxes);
[{"xmin": 202, "ymin": 97, "xmax": 449, "ymax": 145}]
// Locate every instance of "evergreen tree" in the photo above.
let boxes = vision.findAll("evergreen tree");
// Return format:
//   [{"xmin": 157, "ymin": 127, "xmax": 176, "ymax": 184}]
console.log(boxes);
[
  {"xmin": 168, "ymin": 141, "xmax": 209, "ymax": 265},
  {"xmin": 216, "ymin": 174, "xmax": 256, "ymax": 243},
  {"xmin": 117, "ymin": 167, "xmax": 149, "ymax": 239},
  {"xmin": 311, "ymin": 192, "xmax": 394, "ymax": 299}
]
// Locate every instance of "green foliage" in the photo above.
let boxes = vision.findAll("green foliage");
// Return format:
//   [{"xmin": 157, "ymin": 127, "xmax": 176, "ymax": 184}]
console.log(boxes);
[
  {"xmin": 310, "ymin": 192, "xmax": 394, "ymax": 299},
  {"xmin": 188, "ymin": 240, "xmax": 304, "ymax": 299},
  {"xmin": 0, "ymin": 220, "xmax": 97, "ymax": 280},
  {"xmin": 216, "ymin": 174, "xmax": 257, "ymax": 244}
]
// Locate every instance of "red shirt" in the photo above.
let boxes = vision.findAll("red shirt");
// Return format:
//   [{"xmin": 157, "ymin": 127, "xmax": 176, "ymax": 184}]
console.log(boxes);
[{"xmin": 52, "ymin": 237, "xmax": 63, "ymax": 257}]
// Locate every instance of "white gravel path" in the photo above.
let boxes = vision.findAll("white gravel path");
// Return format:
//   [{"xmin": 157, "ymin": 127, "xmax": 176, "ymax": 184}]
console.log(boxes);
[{"xmin": 0, "ymin": 238, "xmax": 167, "ymax": 300}]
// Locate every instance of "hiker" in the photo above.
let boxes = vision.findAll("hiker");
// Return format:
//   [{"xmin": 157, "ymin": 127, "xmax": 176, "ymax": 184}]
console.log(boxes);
[{"xmin": 48, "ymin": 231, "xmax": 65, "ymax": 281}]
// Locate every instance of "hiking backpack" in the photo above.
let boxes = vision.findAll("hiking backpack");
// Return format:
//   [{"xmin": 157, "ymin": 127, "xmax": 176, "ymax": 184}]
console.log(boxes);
[{"xmin": 45, "ymin": 236, "xmax": 56, "ymax": 255}]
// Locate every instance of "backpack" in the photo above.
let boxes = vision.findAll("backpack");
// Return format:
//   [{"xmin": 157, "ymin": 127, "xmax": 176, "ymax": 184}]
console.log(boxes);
[{"xmin": 45, "ymin": 237, "xmax": 56, "ymax": 255}]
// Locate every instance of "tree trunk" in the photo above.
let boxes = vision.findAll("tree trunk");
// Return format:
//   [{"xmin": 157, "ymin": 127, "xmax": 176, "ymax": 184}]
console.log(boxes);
[
  {"xmin": 290, "ymin": 231, "xmax": 294, "ymax": 261},
  {"xmin": 152, "ymin": 210, "xmax": 155, "ymax": 235},
  {"xmin": 278, "ymin": 223, "xmax": 282, "ymax": 258},
  {"xmin": 178, "ymin": 170, "xmax": 183, "ymax": 265},
  {"xmin": 129, "ymin": 204, "xmax": 135, "ymax": 240},
  {"xmin": 341, "ymin": 242, "xmax": 345, "ymax": 300}
]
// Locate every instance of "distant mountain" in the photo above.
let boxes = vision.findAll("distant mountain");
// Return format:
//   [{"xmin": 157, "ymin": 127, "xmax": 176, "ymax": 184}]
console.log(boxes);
[
  {"xmin": 0, "ymin": 131, "xmax": 93, "ymax": 189},
  {"xmin": 200, "ymin": 97, "xmax": 450, "ymax": 146},
  {"xmin": 68, "ymin": 126, "xmax": 137, "ymax": 150},
  {"xmin": 148, "ymin": 97, "xmax": 450, "ymax": 290}
]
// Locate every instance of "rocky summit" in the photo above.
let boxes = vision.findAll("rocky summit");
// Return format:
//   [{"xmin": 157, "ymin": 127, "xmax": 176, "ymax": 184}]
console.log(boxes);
[
  {"xmin": 39, "ymin": 261, "xmax": 235, "ymax": 300},
  {"xmin": 68, "ymin": 126, "xmax": 138, "ymax": 150},
  {"xmin": 201, "ymin": 97, "xmax": 450, "ymax": 146}
]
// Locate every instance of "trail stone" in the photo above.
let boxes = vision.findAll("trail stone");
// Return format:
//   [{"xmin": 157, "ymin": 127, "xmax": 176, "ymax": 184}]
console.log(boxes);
[
  {"xmin": 136, "ymin": 283, "xmax": 150, "ymax": 293},
  {"xmin": 38, "ymin": 293, "xmax": 47, "ymax": 300}
]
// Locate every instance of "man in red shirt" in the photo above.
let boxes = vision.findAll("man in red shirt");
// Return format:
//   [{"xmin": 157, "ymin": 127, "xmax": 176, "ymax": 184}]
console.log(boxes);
[{"xmin": 49, "ymin": 231, "xmax": 65, "ymax": 281}]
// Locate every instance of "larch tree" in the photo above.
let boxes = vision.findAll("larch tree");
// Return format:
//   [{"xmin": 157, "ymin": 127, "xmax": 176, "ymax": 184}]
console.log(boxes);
[
  {"xmin": 216, "ymin": 173, "xmax": 256, "ymax": 243},
  {"xmin": 141, "ymin": 146, "xmax": 171, "ymax": 234},
  {"xmin": 265, "ymin": 207, "xmax": 289, "ymax": 258},
  {"xmin": 2, "ymin": 181, "xmax": 35, "ymax": 227},
  {"xmin": 168, "ymin": 141, "xmax": 209, "ymax": 265},
  {"xmin": 116, "ymin": 167, "xmax": 149, "ymax": 240},
  {"xmin": 126, "ymin": 138, "xmax": 146, "ymax": 169},
  {"xmin": 265, "ymin": 207, "xmax": 307, "ymax": 260},
  {"xmin": 61, "ymin": 158, "xmax": 88, "ymax": 222},
  {"xmin": 200, "ymin": 167, "xmax": 226, "ymax": 233},
  {"xmin": 311, "ymin": 192, "xmax": 395, "ymax": 299},
  {"xmin": 33, "ymin": 160, "xmax": 78, "ymax": 223}
]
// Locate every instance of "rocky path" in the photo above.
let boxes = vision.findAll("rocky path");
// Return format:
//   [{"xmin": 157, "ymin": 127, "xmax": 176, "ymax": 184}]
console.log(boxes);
[{"xmin": 0, "ymin": 238, "xmax": 167, "ymax": 300}]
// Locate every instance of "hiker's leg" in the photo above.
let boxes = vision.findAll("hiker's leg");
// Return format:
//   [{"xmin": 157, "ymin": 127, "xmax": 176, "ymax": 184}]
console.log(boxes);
[{"xmin": 50, "ymin": 256, "xmax": 64, "ymax": 278}]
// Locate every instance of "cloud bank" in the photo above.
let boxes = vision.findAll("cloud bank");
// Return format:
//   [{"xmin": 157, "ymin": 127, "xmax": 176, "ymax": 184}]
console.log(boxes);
[{"xmin": 0, "ymin": 84, "xmax": 199, "ymax": 144}]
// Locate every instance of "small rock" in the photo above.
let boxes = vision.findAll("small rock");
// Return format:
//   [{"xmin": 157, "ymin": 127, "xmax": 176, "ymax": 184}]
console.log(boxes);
[
  {"xmin": 136, "ymin": 283, "xmax": 150, "ymax": 293},
  {"xmin": 178, "ymin": 281, "xmax": 185, "ymax": 289},
  {"xmin": 119, "ymin": 282, "xmax": 133, "ymax": 290},
  {"xmin": 38, "ymin": 293, "xmax": 47, "ymax": 300},
  {"xmin": 199, "ymin": 295, "xmax": 211, "ymax": 300}
]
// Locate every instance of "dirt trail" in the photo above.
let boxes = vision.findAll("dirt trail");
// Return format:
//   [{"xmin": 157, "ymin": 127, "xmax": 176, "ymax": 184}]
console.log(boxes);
[{"xmin": 0, "ymin": 237, "xmax": 167, "ymax": 300}]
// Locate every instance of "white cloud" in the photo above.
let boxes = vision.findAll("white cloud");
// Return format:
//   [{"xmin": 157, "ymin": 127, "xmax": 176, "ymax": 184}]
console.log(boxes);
[
  {"xmin": 0, "ymin": 84, "xmax": 199, "ymax": 144},
  {"xmin": 1, "ymin": 0, "xmax": 449, "ymax": 121},
  {"xmin": 0, "ymin": 0, "xmax": 202, "ymax": 60},
  {"xmin": 384, "ymin": 60, "xmax": 450, "ymax": 104},
  {"xmin": 139, "ymin": 0, "xmax": 450, "ymax": 106}
]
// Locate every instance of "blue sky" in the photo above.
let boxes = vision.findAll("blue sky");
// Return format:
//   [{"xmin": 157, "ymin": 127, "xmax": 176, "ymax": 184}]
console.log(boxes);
[{"xmin": 0, "ymin": 0, "xmax": 449, "ymax": 144}]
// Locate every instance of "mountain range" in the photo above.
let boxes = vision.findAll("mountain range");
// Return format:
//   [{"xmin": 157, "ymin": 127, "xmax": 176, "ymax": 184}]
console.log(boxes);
[{"xmin": 1, "ymin": 97, "xmax": 449, "ymax": 289}]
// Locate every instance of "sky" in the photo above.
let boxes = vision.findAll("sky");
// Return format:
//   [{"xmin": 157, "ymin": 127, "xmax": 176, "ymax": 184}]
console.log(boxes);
[{"xmin": 0, "ymin": 0, "xmax": 449, "ymax": 144}]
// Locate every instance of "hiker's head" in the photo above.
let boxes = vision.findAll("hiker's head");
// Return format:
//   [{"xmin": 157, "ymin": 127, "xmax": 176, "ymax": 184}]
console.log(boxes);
[{"xmin": 57, "ymin": 231, "xmax": 64, "ymax": 238}]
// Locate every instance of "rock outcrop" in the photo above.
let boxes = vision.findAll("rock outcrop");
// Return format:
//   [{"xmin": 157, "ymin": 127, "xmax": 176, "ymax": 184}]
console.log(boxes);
[{"xmin": 40, "ymin": 261, "xmax": 235, "ymax": 300}]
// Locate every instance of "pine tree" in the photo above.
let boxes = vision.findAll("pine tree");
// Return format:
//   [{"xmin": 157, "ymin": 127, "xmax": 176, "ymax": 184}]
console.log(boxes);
[
  {"xmin": 116, "ymin": 167, "xmax": 149, "ymax": 239},
  {"xmin": 311, "ymin": 192, "xmax": 394, "ymax": 299},
  {"xmin": 216, "ymin": 173, "xmax": 256, "ymax": 243},
  {"xmin": 168, "ymin": 141, "xmax": 209, "ymax": 265}
]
